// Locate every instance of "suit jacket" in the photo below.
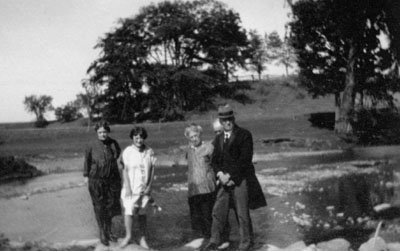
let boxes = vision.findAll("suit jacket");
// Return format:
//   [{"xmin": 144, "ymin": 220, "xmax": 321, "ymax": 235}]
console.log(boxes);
[{"xmin": 211, "ymin": 125, "xmax": 267, "ymax": 209}]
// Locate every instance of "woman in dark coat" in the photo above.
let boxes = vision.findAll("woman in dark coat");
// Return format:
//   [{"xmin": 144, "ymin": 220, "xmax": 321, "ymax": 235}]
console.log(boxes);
[{"xmin": 83, "ymin": 121, "xmax": 122, "ymax": 246}]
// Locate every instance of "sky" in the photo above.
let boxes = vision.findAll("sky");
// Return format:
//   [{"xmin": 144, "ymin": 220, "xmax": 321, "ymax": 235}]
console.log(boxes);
[{"xmin": 0, "ymin": 0, "xmax": 291, "ymax": 123}]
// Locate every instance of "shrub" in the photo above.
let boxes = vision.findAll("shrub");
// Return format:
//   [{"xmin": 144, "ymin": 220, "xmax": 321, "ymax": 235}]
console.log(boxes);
[
  {"xmin": 54, "ymin": 102, "xmax": 82, "ymax": 122},
  {"xmin": 0, "ymin": 156, "xmax": 42, "ymax": 183},
  {"xmin": 34, "ymin": 119, "xmax": 49, "ymax": 128},
  {"xmin": 256, "ymin": 84, "xmax": 270, "ymax": 96}
]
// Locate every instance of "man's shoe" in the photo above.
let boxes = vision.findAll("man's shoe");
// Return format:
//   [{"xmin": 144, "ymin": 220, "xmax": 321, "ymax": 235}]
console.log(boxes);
[
  {"xmin": 108, "ymin": 232, "xmax": 118, "ymax": 242},
  {"xmin": 202, "ymin": 243, "xmax": 219, "ymax": 251},
  {"xmin": 217, "ymin": 241, "xmax": 230, "ymax": 250}
]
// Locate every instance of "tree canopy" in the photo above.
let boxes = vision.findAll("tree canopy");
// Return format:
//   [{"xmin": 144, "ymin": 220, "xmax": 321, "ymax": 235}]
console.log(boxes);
[
  {"xmin": 289, "ymin": 0, "xmax": 400, "ymax": 134},
  {"xmin": 23, "ymin": 95, "xmax": 53, "ymax": 127},
  {"xmin": 87, "ymin": 0, "xmax": 250, "ymax": 122}
]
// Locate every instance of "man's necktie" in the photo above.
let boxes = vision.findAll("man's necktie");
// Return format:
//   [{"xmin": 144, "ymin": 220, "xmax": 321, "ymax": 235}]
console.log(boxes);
[{"xmin": 224, "ymin": 133, "xmax": 229, "ymax": 143}]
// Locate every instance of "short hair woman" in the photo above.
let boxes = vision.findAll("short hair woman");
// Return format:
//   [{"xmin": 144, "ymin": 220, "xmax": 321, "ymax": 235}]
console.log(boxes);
[
  {"xmin": 119, "ymin": 126, "xmax": 157, "ymax": 249},
  {"xmin": 83, "ymin": 121, "xmax": 122, "ymax": 246}
]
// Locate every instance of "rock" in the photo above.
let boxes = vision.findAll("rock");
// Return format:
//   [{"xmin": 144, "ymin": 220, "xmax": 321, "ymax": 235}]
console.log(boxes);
[
  {"xmin": 109, "ymin": 240, "xmax": 151, "ymax": 251},
  {"xmin": 265, "ymin": 241, "xmax": 308, "ymax": 251},
  {"xmin": 94, "ymin": 243, "xmax": 110, "ymax": 251},
  {"xmin": 70, "ymin": 238, "xmax": 99, "ymax": 247},
  {"xmin": 19, "ymin": 194, "xmax": 29, "ymax": 200},
  {"xmin": 326, "ymin": 205, "xmax": 335, "ymax": 211},
  {"xmin": 302, "ymin": 244, "xmax": 317, "ymax": 251},
  {"xmin": 286, "ymin": 241, "xmax": 308, "ymax": 251},
  {"xmin": 265, "ymin": 244, "xmax": 283, "ymax": 251},
  {"xmin": 359, "ymin": 236, "xmax": 387, "ymax": 251},
  {"xmin": 183, "ymin": 238, "xmax": 205, "ymax": 249},
  {"xmin": 374, "ymin": 203, "xmax": 391, "ymax": 212},
  {"xmin": 8, "ymin": 240, "xmax": 25, "ymax": 248},
  {"xmin": 295, "ymin": 202, "xmax": 306, "ymax": 210},
  {"xmin": 316, "ymin": 238, "xmax": 350, "ymax": 251},
  {"xmin": 387, "ymin": 242, "xmax": 400, "ymax": 251}
]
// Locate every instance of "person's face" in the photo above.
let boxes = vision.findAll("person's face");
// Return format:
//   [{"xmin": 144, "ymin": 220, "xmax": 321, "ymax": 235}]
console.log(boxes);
[
  {"xmin": 97, "ymin": 127, "xmax": 109, "ymax": 141},
  {"xmin": 214, "ymin": 128, "xmax": 223, "ymax": 135},
  {"xmin": 188, "ymin": 131, "xmax": 202, "ymax": 147},
  {"xmin": 132, "ymin": 134, "xmax": 145, "ymax": 148},
  {"xmin": 219, "ymin": 117, "xmax": 234, "ymax": 132}
]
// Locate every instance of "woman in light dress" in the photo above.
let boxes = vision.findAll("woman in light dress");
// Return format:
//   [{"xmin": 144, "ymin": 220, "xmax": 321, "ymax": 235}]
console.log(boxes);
[{"xmin": 119, "ymin": 126, "xmax": 157, "ymax": 249}]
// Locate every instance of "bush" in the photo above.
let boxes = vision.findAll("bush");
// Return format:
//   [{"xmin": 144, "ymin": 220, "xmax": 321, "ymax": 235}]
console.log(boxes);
[
  {"xmin": 0, "ymin": 156, "xmax": 42, "ymax": 183},
  {"xmin": 352, "ymin": 108, "xmax": 400, "ymax": 145},
  {"xmin": 256, "ymin": 84, "xmax": 270, "ymax": 96},
  {"xmin": 34, "ymin": 119, "xmax": 49, "ymax": 128},
  {"xmin": 54, "ymin": 103, "xmax": 82, "ymax": 123}
]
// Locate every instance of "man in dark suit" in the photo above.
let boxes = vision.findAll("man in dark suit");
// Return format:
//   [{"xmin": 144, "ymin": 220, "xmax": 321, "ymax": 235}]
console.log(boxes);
[{"xmin": 204, "ymin": 104, "xmax": 266, "ymax": 251}]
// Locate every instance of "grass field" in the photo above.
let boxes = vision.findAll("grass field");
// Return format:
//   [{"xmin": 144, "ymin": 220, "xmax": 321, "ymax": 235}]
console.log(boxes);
[{"xmin": 0, "ymin": 78, "xmax": 341, "ymax": 159}]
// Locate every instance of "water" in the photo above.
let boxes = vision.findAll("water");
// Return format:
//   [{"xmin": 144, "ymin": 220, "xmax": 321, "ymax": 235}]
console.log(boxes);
[{"xmin": 256, "ymin": 145, "xmax": 400, "ymax": 248}]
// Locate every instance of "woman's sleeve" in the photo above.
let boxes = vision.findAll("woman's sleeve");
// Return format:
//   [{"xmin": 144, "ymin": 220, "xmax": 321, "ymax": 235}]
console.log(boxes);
[
  {"xmin": 114, "ymin": 139, "xmax": 122, "ymax": 158},
  {"xmin": 83, "ymin": 147, "xmax": 91, "ymax": 177},
  {"xmin": 121, "ymin": 150, "xmax": 131, "ymax": 188}
]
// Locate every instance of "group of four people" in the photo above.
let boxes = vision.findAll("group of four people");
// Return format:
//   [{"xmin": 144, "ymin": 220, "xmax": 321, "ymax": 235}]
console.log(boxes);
[{"xmin": 83, "ymin": 104, "xmax": 266, "ymax": 251}]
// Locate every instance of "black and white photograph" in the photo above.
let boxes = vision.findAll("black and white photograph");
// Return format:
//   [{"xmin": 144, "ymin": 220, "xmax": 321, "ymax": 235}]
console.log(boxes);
[{"xmin": 1, "ymin": 1, "xmax": 400, "ymax": 251}]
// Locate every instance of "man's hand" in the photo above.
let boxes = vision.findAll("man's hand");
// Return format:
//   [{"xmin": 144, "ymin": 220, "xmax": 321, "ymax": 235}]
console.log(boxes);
[
  {"xmin": 83, "ymin": 177, "xmax": 88, "ymax": 184},
  {"xmin": 226, "ymin": 180, "xmax": 235, "ymax": 186},
  {"xmin": 219, "ymin": 173, "xmax": 231, "ymax": 185}
]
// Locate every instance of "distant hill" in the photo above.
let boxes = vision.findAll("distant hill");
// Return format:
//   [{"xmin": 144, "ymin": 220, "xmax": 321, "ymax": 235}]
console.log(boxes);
[{"xmin": 0, "ymin": 76, "xmax": 335, "ymax": 129}]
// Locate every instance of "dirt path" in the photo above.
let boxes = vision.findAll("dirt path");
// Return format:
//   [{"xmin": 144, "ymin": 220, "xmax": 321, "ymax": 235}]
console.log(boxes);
[{"xmin": 0, "ymin": 185, "xmax": 98, "ymax": 243}]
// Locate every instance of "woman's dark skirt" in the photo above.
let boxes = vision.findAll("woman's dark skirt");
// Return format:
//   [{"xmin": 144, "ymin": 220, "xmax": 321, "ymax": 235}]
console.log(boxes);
[{"xmin": 89, "ymin": 178, "xmax": 122, "ymax": 218}]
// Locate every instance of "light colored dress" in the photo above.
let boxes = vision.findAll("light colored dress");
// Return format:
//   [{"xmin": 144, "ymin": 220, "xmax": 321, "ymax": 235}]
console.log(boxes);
[
  {"xmin": 121, "ymin": 145, "xmax": 156, "ymax": 215},
  {"xmin": 186, "ymin": 141, "xmax": 216, "ymax": 197}
]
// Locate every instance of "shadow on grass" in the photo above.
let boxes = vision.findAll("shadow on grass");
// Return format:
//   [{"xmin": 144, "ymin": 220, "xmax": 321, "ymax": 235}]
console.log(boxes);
[
  {"xmin": 214, "ymin": 81, "xmax": 254, "ymax": 105},
  {"xmin": 308, "ymin": 112, "xmax": 335, "ymax": 130},
  {"xmin": 309, "ymin": 109, "xmax": 400, "ymax": 146}
]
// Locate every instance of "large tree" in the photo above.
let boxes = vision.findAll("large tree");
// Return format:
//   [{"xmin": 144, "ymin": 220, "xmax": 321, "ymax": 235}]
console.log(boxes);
[
  {"xmin": 290, "ymin": 0, "xmax": 400, "ymax": 134},
  {"xmin": 247, "ymin": 30, "xmax": 267, "ymax": 80},
  {"xmin": 87, "ymin": 0, "xmax": 249, "ymax": 122},
  {"xmin": 23, "ymin": 95, "xmax": 53, "ymax": 126}
]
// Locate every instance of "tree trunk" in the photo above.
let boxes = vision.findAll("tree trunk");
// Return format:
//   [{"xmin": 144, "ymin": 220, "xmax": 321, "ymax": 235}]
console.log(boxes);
[
  {"xmin": 86, "ymin": 106, "xmax": 92, "ymax": 132},
  {"xmin": 285, "ymin": 63, "xmax": 289, "ymax": 76},
  {"xmin": 334, "ymin": 92, "xmax": 341, "ymax": 123},
  {"xmin": 335, "ymin": 41, "xmax": 357, "ymax": 135}
]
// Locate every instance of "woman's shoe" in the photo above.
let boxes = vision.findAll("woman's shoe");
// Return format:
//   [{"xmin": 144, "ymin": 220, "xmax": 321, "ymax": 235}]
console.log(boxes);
[{"xmin": 99, "ymin": 230, "xmax": 109, "ymax": 246}]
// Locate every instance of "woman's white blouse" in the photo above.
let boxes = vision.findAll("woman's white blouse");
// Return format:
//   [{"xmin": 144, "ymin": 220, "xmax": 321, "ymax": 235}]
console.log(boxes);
[{"xmin": 121, "ymin": 145, "xmax": 156, "ymax": 213}]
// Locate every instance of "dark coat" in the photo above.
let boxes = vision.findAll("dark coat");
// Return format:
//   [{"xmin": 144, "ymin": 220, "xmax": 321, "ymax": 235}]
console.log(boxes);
[
  {"xmin": 84, "ymin": 137, "xmax": 121, "ymax": 180},
  {"xmin": 211, "ymin": 125, "xmax": 267, "ymax": 210}
]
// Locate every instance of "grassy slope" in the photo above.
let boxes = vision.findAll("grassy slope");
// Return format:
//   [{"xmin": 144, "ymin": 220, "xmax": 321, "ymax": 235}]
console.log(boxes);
[
  {"xmin": 0, "ymin": 77, "xmax": 341, "ymax": 158},
  {"xmin": 187, "ymin": 78, "xmax": 334, "ymax": 121}
]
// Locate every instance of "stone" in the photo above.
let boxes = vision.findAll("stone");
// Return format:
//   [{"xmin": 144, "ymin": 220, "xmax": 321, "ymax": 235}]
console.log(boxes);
[
  {"xmin": 301, "ymin": 244, "xmax": 317, "ymax": 251},
  {"xmin": 70, "ymin": 238, "xmax": 99, "ymax": 247},
  {"xmin": 387, "ymin": 242, "xmax": 400, "ymax": 251},
  {"xmin": 286, "ymin": 241, "xmax": 308, "ymax": 251},
  {"xmin": 316, "ymin": 238, "xmax": 350, "ymax": 251},
  {"xmin": 359, "ymin": 236, "xmax": 387, "ymax": 251},
  {"xmin": 266, "ymin": 241, "xmax": 308, "ymax": 251},
  {"xmin": 95, "ymin": 243, "xmax": 110, "ymax": 251}
]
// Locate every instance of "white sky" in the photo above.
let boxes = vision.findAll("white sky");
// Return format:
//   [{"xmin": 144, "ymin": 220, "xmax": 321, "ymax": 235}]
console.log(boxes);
[{"xmin": 0, "ymin": 0, "xmax": 290, "ymax": 123}]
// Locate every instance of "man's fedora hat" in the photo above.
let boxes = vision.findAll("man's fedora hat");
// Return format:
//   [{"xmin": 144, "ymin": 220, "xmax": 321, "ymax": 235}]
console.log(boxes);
[{"xmin": 218, "ymin": 104, "xmax": 235, "ymax": 119}]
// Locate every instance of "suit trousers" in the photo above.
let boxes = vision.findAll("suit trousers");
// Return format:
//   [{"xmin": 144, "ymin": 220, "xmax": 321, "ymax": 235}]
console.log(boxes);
[{"xmin": 210, "ymin": 179, "xmax": 252, "ymax": 250}]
